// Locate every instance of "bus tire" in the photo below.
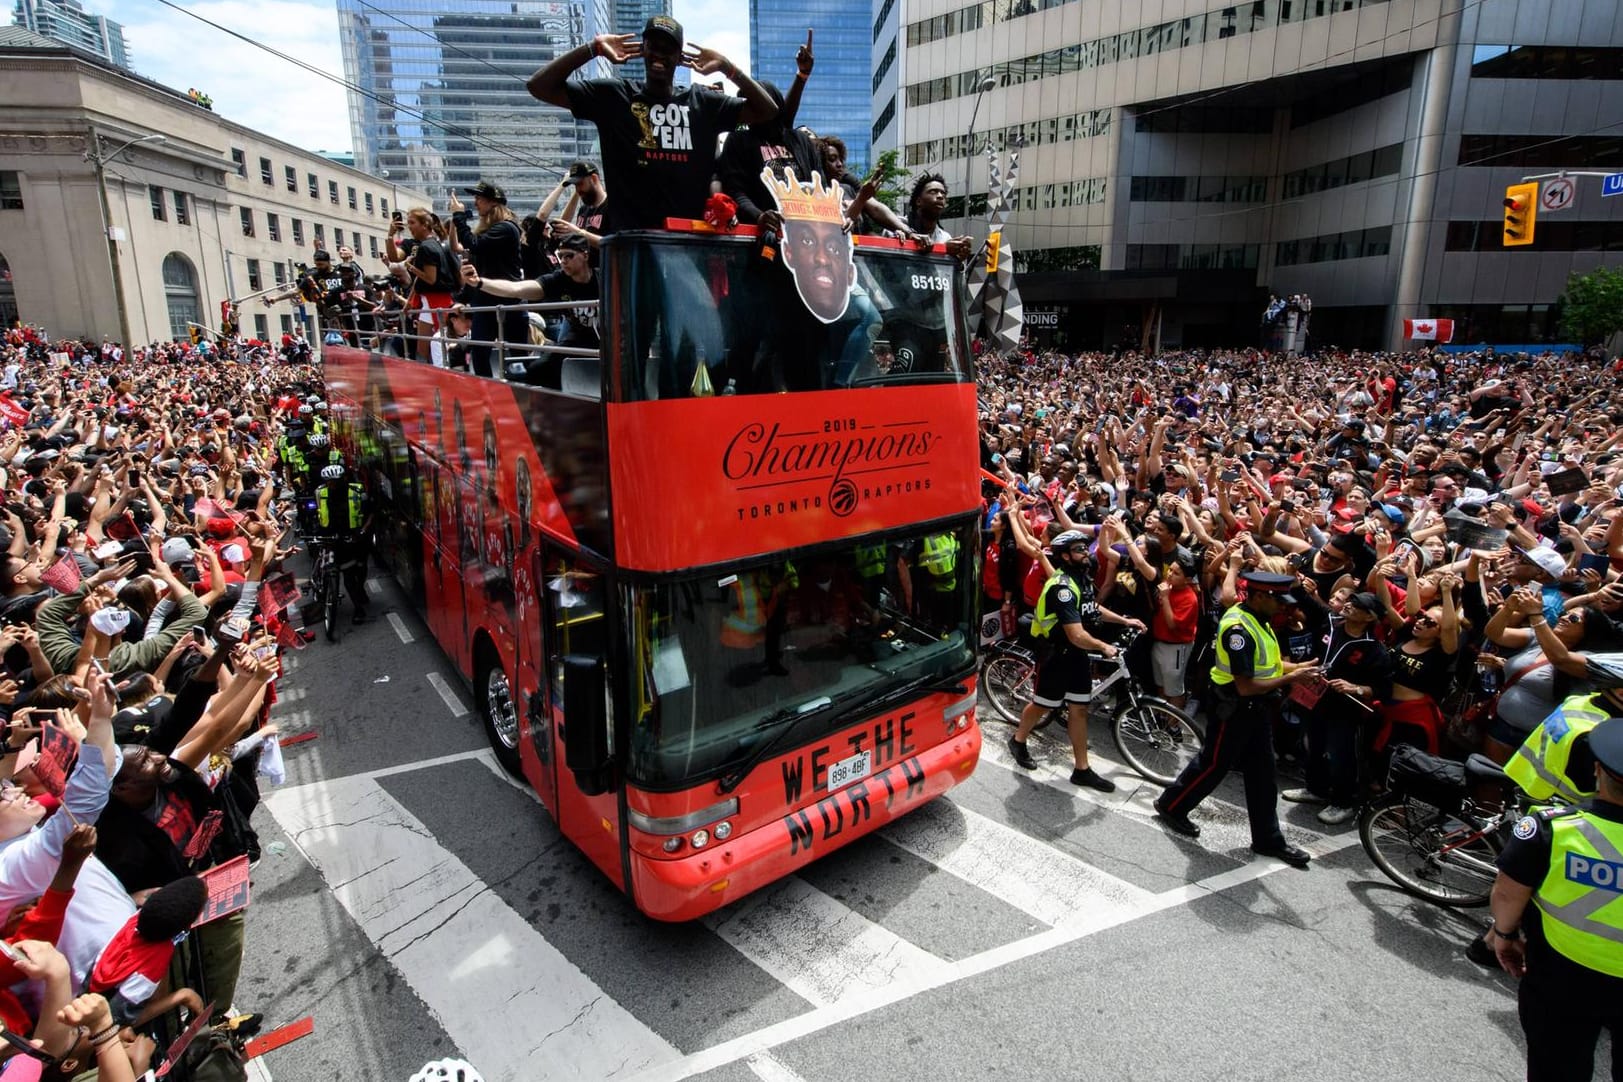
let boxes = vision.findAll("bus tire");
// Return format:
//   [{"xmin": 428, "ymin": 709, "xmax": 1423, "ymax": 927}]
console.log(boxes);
[{"xmin": 475, "ymin": 645, "xmax": 524, "ymax": 779}]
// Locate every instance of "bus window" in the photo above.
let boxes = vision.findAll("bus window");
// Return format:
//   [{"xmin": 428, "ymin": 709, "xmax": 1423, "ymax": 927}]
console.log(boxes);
[
  {"xmin": 624, "ymin": 523, "xmax": 976, "ymax": 787},
  {"xmin": 612, "ymin": 236, "xmax": 972, "ymax": 402}
]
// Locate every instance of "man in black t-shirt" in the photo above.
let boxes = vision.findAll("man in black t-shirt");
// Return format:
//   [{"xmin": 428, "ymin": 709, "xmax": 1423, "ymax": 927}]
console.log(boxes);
[
  {"xmin": 526, "ymin": 15, "xmax": 777, "ymax": 231},
  {"xmin": 559, "ymin": 160, "xmax": 611, "ymax": 245},
  {"xmin": 463, "ymin": 235, "xmax": 599, "ymax": 388}
]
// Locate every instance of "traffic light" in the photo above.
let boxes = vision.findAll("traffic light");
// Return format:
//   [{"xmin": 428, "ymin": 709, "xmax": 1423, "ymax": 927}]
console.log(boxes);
[
  {"xmin": 1503, "ymin": 182, "xmax": 1538, "ymax": 247},
  {"xmin": 188, "ymin": 324, "xmax": 201, "ymax": 346}
]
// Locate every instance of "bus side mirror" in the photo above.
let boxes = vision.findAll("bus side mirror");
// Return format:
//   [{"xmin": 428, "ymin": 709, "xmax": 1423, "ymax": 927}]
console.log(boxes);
[{"xmin": 562, "ymin": 654, "xmax": 612, "ymax": 793}]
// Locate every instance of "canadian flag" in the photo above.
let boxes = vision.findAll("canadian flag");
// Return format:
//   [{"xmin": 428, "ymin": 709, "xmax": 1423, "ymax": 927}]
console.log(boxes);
[{"xmin": 1403, "ymin": 318, "xmax": 1454, "ymax": 343}]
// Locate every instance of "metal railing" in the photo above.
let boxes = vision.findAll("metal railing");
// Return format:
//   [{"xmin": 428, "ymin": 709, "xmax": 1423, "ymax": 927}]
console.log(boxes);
[{"xmin": 318, "ymin": 298, "xmax": 602, "ymax": 394}]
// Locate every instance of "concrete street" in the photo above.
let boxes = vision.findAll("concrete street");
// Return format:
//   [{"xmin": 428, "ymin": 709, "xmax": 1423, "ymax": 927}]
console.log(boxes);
[{"xmin": 235, "ymin": 572, "xmax": 1574, "ymax": 1082}]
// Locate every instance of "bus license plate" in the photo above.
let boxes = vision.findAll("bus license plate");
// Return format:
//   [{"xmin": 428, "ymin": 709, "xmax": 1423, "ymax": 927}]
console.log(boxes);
[{"xmin": 827, "ymin": 750, "xmax": 872, "ymax": 791}]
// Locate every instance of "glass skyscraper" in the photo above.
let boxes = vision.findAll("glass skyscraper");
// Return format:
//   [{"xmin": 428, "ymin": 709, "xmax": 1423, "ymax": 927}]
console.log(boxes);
[
  {"xmin": 749, "ymin": 0, "xmax": 871, "ymax": 171},
  {"xmin": 337, "ymin": 0, "xmax": 612, "ymax": 213},
  {"xmin": 12, "ymin": 0, "xmax": 128, "ymax": 68}
]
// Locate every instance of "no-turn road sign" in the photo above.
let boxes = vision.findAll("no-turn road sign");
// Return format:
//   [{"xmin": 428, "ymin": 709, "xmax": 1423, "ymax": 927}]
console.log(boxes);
[{"xmin": 1541, "ymin": 177, "xmax": 1576, "ymax": 212}]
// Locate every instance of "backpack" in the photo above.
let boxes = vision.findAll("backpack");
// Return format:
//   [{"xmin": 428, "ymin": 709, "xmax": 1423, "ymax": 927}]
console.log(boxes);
[{"xmin": 168, "ymin": 1027, "xmax": 249, "ymax": 1082}]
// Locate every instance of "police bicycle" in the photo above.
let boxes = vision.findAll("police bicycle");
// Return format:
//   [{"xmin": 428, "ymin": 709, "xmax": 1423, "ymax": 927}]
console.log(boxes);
[
  {"xmin": 1357, "ymin": 749, "xmax": 1534, "ymax": 908},
  {"xmin": 981, "ymin": 628, "xmax": 1204, "ymax": 785},
  {"xmin": 306, "ymin": 537, "xmax": 342, "ymax": 643}
]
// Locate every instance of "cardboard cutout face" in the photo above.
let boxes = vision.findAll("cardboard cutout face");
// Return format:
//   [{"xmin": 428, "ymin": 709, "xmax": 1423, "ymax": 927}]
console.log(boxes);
[{"xmin": 761, "ymin": 168, "xmax": 856, "ymax": 324}]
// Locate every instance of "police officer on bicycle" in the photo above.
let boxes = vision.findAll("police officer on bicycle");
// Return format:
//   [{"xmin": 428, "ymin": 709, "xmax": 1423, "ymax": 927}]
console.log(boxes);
[
  {"xmin": 1154, "ymin": 571, "xmax": 1320, "ymax": 866},
  {"xmin": 1008, "ymin": 530, "xmax": 1143, "ymax": 792},
  {"xmin": 1490, "ymin": 711, "xmax": 1623, "ymax": 1082},
  {"xmin": 313, "ymin": 461, "xmax": 374, "ymax": 624}
]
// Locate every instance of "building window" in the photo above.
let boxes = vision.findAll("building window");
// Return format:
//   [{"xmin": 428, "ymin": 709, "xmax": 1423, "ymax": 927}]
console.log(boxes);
[
  {"xmin": 873, "ymin": 96, "xmax": 897, "ymax": 143},
  {"xmin": 314, "ymin": 224, "xmax": 324, "ymax": 248},
  {"xmin": 253, "ymin": 314, "xmax": 269, "ymax": 340},
  {"xmin": 368, "ymin": 235, "xmax": 379, "ymax": 258},
  {"xmin": 273, "ymin": 261, "xmax": 287, "ymax": 285},
  {"xmin": 334, "ymin": 226, "xmax": 345, "ymax": 249},
  {"xmin": 380, "ymin": 197, "xmax": 389, "ymax": 217},
  {"xmin": 247, "ymin": 258, "xmax": 263, "ymax": 291},
  {"xmin": 328, "ymin": 180, "xmax": 339, "ymax": 205},
  {"xmin": 292, "ymin": 218, "xmax": 304, "ymax": 246},
  {"xmin": 240, "ymin": 206, "xmax": 254, "ymax": 237},
  {"xmin": 280, "ymin": 314, "xmax": 293, "ymax": 335},
  {"xmin": 173, "ymin": 191, "xmax": 189, "ymax": 226},
  {"xmin": 149, "ymin": 186, "xmax": 166, "ymax": 221},
  {"xmin": 285, "ymin": 165, "xmax": 297, "ymax": 192},
  {"xmin": 1458, "ymin": 134, "xmax": 1623, "ymax": 168},
  {"xmin": 267, "ymin": 212, "xmax": 280, "ymax": 242},
  {"xmin": 364, "ymin": 192, "xmax": 374, "ymax": 214},
  {"xmin": 0, "ymin": 172, "xmax": 21, "ymax": 210},
  {"xmin": 162, "ymin": 253, "xmax": 200, "ymax": 341},
  {"xmin": 259, "ymin": 156, "xmax": 273, "ymax": 184},
  {"xmin": 347, "ymin": 186, "xmax": 357, "ymax": 210},
  {"xmin": 308, "ymin": 172, "xmax": 319, "ymax": 198},
  {"xmin": 873, "ymin": 38, "xmax": 897, "ymax": 94},
  {"xmin": 230, "ymin": 148, "xmax": 245, "ymax": 177},
  {"xmin": 1471, "ymin": 45, "xmax": 1623, "ymax": 79},
  {"xmin": 1275, "ymin": 225, "xmax": 1392, "ymax": 266}
]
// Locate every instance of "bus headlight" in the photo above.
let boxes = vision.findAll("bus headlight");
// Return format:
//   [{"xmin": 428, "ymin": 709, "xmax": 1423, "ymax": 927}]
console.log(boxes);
[
  {"xmin": 713, "ymin": 821, "xmax": 733, "ymax": 841},
  {"xmin": 662, "ymin": 837, "xmax": 684, "ymax": 854},
  {"xmin": 691, "ymin": 829, "xmax": 710, "ymax": 849},
  {"xmin": 628, "ymin": 796, "xmax": 739, "ymax": 836}
]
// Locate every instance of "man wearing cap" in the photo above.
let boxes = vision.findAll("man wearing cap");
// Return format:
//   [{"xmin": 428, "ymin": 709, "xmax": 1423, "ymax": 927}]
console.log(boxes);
[
  {"xmin": 1282, "ymin": 591, "xmax": 1391, "ymax": 824},
  {"xmin": 526, "ymin": 16, "xmax": 777, "ymax": 232},
  {"xmin": 554, "ymin": 161, "xmax": 611, "ymax": 249},
  {"xmin": 462, "ymin": 235, "xmax": 598, "ymax": 388},
  {"xmin": 1489, "ymin": 713, "xmax": 1623, "ymax": 1081},
  {"xmin": 1154, "ymin": 571, "xmax": 1321, "ymax": 866}
]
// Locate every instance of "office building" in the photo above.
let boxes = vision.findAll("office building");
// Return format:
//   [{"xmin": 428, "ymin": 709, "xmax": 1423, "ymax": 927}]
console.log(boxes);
[
  {"xmin": 0, "ymin": 28, "xmax": 426, "ymax": 344},
  {"xmin": 11, "ymin": 0, "xmax": 127, "ymax": 67},
  {"xmin": 611, "ymin": 0, "xmax": 669, "ymax": 80},
  {"xmin": 338, "ymin": 0, "xmax": 613, "ymax": 212},
  {"xmin": 754, "ymin": 0, "xmax": 875, "ymax": 170},
  {"xmin": 879, "ymin": 0, "xmax": 1623, "ymax": 350}
]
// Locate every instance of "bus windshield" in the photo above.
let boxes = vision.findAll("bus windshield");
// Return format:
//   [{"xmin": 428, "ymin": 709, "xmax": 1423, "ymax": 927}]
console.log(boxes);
[
  {"xmin": 611, "ymin": 234, "xmax": 972, "ymax": 402},
  {"xmin": 624, "ymin": 523, "xmax": 977, "ymax": 787}
]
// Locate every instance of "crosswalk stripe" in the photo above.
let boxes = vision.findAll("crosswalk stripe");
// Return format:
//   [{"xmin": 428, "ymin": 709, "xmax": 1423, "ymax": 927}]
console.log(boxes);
[
  {"xmin": 881, "ymin": 799, "xmax": 1155, "ymax": 928},
  {"xmin": 703, "ymin": 876, "xmax": 947, "ymax": 1008},
  {"xmin": 746, "ymin": 1051, "xmax": 809, "ymax": 1082},
  {"xmin": 265, "ymin": 774, "xmax": 678, "ymax": 1082}
]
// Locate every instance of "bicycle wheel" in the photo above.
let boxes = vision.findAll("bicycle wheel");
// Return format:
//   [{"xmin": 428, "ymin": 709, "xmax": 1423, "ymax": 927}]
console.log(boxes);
[
  {"xmin": 323, "ymin": 565, "xmax": 341, "ymax": 642},
  {"xmin": 1358, "ymin": 794, "xmax": 1498, "ymax": 908},
  {"xmin": 1111, "ymin": 698, "xmax": 1204, "ymax": 785},
  {"xmin": 981, "ymin": 655, "xmax": 1033, "ymax": 725}
]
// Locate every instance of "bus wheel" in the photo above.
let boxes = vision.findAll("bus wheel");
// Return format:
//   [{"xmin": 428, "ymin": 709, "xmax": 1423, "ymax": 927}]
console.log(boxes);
[{"xmin": 476, "ymin": 650, "xmax": 524, "ymax": 778}]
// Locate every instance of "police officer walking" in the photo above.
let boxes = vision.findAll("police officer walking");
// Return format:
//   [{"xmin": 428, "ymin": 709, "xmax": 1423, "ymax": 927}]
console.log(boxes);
[
  {"xmin": 1490, "ymin": 712, "xmax": 1623, "ymax": 1082},
  {"xmin": 1153, "ymin": 572, "xmax": 1320, "ymax": 866},
  {"xmin": 1009, "ymin": 530, "xmax": 1144, "ymax": 792},
  {"xmin": 314, "ymin": 460, "xmax": 374, "ymax": 624}
]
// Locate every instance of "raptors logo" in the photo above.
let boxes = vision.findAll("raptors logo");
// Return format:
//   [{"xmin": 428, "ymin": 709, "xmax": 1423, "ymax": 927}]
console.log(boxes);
[{"xmin": 828, "ymin": 478, "xmax": 858, "ymax": 517}]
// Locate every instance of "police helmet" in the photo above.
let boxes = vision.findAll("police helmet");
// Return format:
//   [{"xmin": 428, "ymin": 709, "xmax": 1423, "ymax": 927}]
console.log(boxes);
[
  {"xmin": 1585, "ymin": 654, "xmax": 1623, "ymax": 689},
  {"xmin": 320, "ymin": 464, "xmax": 345, "ymax": 480},
  {"xmin": 314, "ymin": 400, "xmax": 328, "ymax": 411},
  {"xmin": 298, "ymin": 404, "xmax": 313, "ymax": 416},
  {"xmin": 1048, "ymin": 529, "xmax": 1089, "ymax": 555},
  {"xmin": 409, "ymin": 1060, "xmax": 484, "ymax": 1082},
  {"xmin": 308, "ymin": 433, "xmax": 329, "ymax": 448}
]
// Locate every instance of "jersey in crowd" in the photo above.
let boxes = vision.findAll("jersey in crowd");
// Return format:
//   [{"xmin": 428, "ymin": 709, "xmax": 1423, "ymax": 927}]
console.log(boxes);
[
  {"xmin": 565, "ymin": 80, "xmax": 744, "ymax": 231},
  {"xmin": 537, "ymin": 270, "xmax": 600, "ymax": 347}
]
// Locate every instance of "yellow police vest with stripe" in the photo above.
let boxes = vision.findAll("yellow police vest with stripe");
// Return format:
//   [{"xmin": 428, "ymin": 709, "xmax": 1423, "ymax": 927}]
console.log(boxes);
[
  {"xmin": 1209, "ymin": 605, "xmax": 1282, "ymax": 688},
  {"xmin": 918, "ymin": 533, "xmax": 958, "ymax": 592},
  {"xmin": 317, "ymin": 482, "xmax": 365, "ymax": 532},
  {"xmin": 1533, "ymin": 807, "xmax": 1623, "ymax": 978},
  {"xmin": 1030, "ymin": 572, "xmax": 1079, "ymax": 639},
  {"xmin": 854, "ymin": 543, "xmax": 887, "ymax": 579},
  {"xmin": 1507, "ymin": 693, "xmax": 1608, "ymax": 804}
]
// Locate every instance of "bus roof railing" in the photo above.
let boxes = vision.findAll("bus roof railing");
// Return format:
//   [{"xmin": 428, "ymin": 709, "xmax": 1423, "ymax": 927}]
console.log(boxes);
[{"xmin": 326, "ymin": 299, "xmax": 602, "ymax": 386}]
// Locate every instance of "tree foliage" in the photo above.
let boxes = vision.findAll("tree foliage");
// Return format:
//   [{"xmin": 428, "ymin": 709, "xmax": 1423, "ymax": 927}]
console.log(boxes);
[
  {"xmin": 1558, "ymin": 266, "xmax": 1623, "ymax": 346},
  {"xmin": 871, "ymin": 149, "xmax": 910, "ymax": 214}
]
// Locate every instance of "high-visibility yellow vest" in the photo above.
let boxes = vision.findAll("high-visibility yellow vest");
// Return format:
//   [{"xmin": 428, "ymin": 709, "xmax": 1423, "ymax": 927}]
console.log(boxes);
[
  {"xmin": 1507, "ymin": 693, "xmax": 1609, "ymax": 804},
  {"xmin": 1030, "ymin": 571, "xmax": 1079, "ymax": 640},
  {"xmin": 1209, "ymin": 605, "xmax": 1282, "ymax": 688},
  {"xmin": 918, "ymin": 533, "xmax": 958, "ymax": 591},
  {"xmin": 317, "ymin": 482, "xmax": 365, "ymax": 532},
  {"xmin": 854, "ymin": 543, "xmax": 887, "ymax": 579},
  {"xmin": 721, "ymin": 568, "xmax": 775, "ymax": 648},
  {"xmin": 1534, "ymin": 807, "xmax": 1623, "ymax": 978}
]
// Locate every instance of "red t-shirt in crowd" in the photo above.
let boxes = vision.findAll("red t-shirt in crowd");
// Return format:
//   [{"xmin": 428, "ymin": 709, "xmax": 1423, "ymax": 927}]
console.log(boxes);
[{"xmin": 1151, "ymin": 584, "xmax": 1200, "ymax": 643}]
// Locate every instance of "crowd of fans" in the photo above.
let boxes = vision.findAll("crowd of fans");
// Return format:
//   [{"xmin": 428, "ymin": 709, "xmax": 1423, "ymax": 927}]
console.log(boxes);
[
  {"xmin": 0, "ymin": 320, "xmax": 319, "ymax": 1079},
  {"xmin": 977, "ymin": 344, "xmax": 1623, "ymax": 820}
]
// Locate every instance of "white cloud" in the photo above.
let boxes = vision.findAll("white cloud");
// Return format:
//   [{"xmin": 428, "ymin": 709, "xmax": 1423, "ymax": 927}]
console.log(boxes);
[
  {"xmin": 99, "ymin": 0, "xmax": 355, "ymax": 151},
  {"xmin": 673, "ymin": 0, "xmax": 751, "ymax": 71}
]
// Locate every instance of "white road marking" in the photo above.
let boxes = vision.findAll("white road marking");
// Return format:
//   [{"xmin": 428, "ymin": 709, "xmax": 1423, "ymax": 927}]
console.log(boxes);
[
  {"xmin": 703, "ymin": 876, "xmax": 946, "ymax": 1008},
  {"xmin": 265, "ymin": 775, "xmax": 679, "ymax": 1082},
  {"xmin": 246, "ymin": 1056, "xmax": 274, "ymax": 1081},
  {"xmin": 746, "ymin": 1051, "xmax": 809, "ymax": 1082},
  {"xmin": 365, "ymin": 578, "xmax": 382, "ymax": 596},
  {"xmin": 426, "ymin": 672, "xmax": 469, "ymax": 717},
  {"xmin": 882, "ymin": 799, "xmax": 1155, "ymax": 928},
  {"xmin": 475, "ymin": 749, "xmax": 541, "ymax": 803},
  {"xmin": 386, "ymin": 612, "xmax": 413, "ymax": 643}
]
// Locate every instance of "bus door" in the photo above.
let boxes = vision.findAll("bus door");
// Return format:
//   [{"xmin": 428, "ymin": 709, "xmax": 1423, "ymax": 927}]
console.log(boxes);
[{"xmin": 540, "ymin": 548, "xmax": 621, "ymax": 882}]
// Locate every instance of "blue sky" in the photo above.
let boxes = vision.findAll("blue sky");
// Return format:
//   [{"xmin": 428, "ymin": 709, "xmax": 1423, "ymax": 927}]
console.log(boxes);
[{"xmin": 89, "ymin": 0, "xmax": 748, "ymax": 153}]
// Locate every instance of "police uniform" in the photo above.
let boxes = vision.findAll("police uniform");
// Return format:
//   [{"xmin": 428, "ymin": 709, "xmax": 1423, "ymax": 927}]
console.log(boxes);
[
  {"xmin": 1155, "ymin": 572, "xmax": 1307, "ymax": 862},
  {"xmin": 315, "ymin": 473, "xmax": 373, "ymax": 620},
  {"xmin": 1506, "ymin": 691, "xmax": 1619, "ymax": 804},
  {"xmin": 1495, "ymin": 715, "xmax": 1623, "ymax": 1082},
  {"xmin": 1028, "ymin": 569, "xmax": 1099, "ymax": 708}
]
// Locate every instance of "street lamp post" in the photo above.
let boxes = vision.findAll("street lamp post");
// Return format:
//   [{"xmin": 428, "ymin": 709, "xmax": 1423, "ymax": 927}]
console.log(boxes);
[
  {"xmin": 86, "ymin": 131, "xmax": 165, "ymax": 348},
  {"xmin": 963, "ymin": 74, "xmax": 997, "ymax": 234}
]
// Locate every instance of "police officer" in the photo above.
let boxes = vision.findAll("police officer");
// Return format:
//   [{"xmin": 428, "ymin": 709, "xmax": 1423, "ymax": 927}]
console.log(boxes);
[
  {"xmin": 1154, "ymin": 571, "xmax": 1320, "ymax": 866},
  {"xmin": 1009, "ymin": 530, "xmax": 1143, "ymax": 792},
  {"xmin": 314, "ymin": 461, "xmax": 374, "ymax": 624},
  {"xmin": 1490, "ymin": 713, "xmax": 1623, "ymax": 1082},
  {"xmin": 1468, "ymin": 658, "xmax": 1623, "ymax": 966},
  {"xmin": 902, "ymin": 531, "xmax": 961, "ymax": 630}
]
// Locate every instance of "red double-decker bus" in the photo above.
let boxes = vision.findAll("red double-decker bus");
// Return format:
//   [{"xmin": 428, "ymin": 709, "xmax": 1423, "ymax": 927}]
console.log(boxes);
[{"xmin": 323, "ymin": 226, "xmax": 983, "ymax": 920}]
